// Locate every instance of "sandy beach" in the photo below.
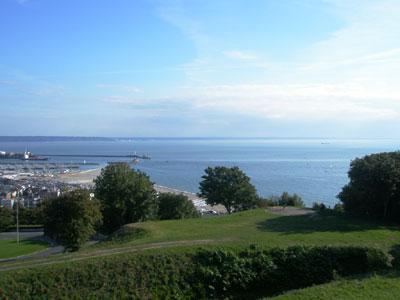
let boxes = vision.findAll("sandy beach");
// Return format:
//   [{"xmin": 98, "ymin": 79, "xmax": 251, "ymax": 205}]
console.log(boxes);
[
  {"xmin": 56, "ymin": 168, "xmax": 102, "ymax": 185},
  {"xmin": 57, "ymin": 168, "xmax": 226, "ymax": 213}
]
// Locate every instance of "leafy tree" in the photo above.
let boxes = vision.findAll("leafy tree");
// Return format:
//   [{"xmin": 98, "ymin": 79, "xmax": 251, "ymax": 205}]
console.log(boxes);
[
  {"xmin": 157, "ymin": 193, "xmax": 200, "ymax": 220},
  {"xmin": 94, "ymin": 163, "xmax": 157, "ymax": 233},
  {"xmin": 199, "ymin": 166, "xmax": 258, "ymax": 214},
  {"xmin": 338, "ymin": 151, "xmax": 400, "ymax": 221},
  {"xmin": 0, "ymin": 206, "xmax": 13, "ymax": 232},
  {"xmin": 42, "ymin": 189, "xmax": 102, "ymax": 251}
]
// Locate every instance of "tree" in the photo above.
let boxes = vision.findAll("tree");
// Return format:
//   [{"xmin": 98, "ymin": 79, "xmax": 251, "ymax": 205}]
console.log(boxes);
[
  {"xmin": 338, "ymin": 151, "xmax": 400, "ymax": 221},
  {"xmin": 13, "ymin": 204, "xmax": 42, "ymax": 225},
  {"xmin": 199, "ymin": 166, "xmax": 258, "ymax": 214},
  {"xmin": 42, "ymin": 189, "xmax": 102, "ymax": 251},
  {"xmin": 94, "ymin": 163, "xmax": 157, "ymax": 233},
  {"xmin": 157, "ymin": 193, "xmax": 200, "ymax": 220},
  {"xmin": 0, "ymin": 206, "xmax": 13, "ymax": 232}
]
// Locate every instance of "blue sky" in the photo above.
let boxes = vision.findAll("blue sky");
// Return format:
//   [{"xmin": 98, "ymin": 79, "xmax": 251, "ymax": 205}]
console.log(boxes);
[{"xmin": 1, "ymin": 0, "xmax": 399, "ymax": 137}]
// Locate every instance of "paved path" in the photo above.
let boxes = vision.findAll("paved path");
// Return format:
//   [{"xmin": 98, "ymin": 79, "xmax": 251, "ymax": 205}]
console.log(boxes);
[
  {"xmin": 0, "ymin": 230, "xmax": 44, "ymax": 240},
  {"xmin": 0, "ymin": 238, "xmax": 231, "ymax": 272}
]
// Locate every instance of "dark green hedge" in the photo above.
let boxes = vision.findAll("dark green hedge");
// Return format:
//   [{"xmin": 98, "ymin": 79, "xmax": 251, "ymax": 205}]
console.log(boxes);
[{"xmin": 0, "ymin": 246, "xmax": 390, "ymax": 299}]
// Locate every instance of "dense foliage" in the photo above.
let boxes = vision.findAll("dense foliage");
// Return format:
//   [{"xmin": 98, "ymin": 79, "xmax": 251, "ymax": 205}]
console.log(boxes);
[
  {"xmin": 94, "ymin": 163, "xmax": 157, "ymax": 233},
  {"xmin": 12, "ymin": 204, "xmax": 43, "ymax": 225},
  {"xmin": 258, "ymin": 192, "xmax": 305, "ymax": 208},
  {"xmin": 0, "ymin": 206, "xmax": 13, "ymax": 232},
  {"xmin": 199, "ymin": 166, "xmax": 258, "ymax": 214},
  {"xmin": 42, "ymin": 189, "xmax": 102, "ymax": 250},
  {"xmin": 0, "ymin": 246, "xmax": 389, "ymax": 299},
  {"xmin": 338, "ymin": 151, "xmax": 400, "ymax": 221},
  {"xmin": 195, "ymin": 246, "xmax": 388, "ymax": 298},
  {"xmin": 157, "ymin": 193, "xmax": 200, "ymax": 220}
]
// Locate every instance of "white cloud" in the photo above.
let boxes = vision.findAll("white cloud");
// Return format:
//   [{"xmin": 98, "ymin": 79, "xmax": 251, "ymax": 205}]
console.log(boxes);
[
  {"xmin": 178, "ymin": 83, "xmax": 400, "ymax": 121},
  {"xmin": 154, "ymin": 0, "xmax": 400, "ymax": 125}
]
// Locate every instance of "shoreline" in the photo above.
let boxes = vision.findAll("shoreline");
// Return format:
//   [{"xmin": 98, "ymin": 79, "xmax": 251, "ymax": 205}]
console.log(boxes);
[{"xmin": 57, "ymin": 168, "xmax": 226, "ymax": 213}]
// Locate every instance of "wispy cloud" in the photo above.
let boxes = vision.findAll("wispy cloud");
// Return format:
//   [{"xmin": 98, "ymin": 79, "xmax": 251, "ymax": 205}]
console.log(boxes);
[{"xmin": 154, "ymin": 0, "xmax": 400, "ymax": 125}]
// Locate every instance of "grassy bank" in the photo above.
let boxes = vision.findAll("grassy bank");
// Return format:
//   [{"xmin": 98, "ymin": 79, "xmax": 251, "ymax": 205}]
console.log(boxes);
[
  {"xmin": 0, "ymin": 239, "xmax": 47, "ymax": 259},
  {"xmin": 90, "ymin": 209, "xmax": 400, "ymax": 252},
  {"xmin": 271, "ymin": 272, "xmax": 400, "ymax": 300}
]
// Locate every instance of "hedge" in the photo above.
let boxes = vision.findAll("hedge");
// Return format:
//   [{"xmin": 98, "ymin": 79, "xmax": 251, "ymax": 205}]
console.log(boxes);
[{"xmin": 0, "ymin": 246, "xmax": 390, "ymax": 299}]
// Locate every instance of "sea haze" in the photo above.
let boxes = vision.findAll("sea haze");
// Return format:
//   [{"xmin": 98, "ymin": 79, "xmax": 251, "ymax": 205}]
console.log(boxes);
[{"xmin": 0, "ymin": 137, "xmax": 399, "ymax": 207}]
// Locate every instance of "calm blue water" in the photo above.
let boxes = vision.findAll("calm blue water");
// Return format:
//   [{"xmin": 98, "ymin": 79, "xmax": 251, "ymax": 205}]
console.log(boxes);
[{"xmin": 1, "ymin": 138, "xmax": 399, "ymax": 206}]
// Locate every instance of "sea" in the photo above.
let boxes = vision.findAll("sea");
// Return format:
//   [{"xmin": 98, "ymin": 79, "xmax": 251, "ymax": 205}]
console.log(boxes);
[{"xmin": 1, "ymin": 137, "xmax": 399, "ymax": 207}]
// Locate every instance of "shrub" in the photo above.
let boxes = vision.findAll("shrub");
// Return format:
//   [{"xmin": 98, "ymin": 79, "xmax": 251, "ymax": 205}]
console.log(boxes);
[
  {"xmin": 157, "ymin": 193, "xmax": 200, "ymax": 220},
  {"xmin": 192, "ymin": 246, "xmax": 389, "ymax": 298},
  {"xmin": 259, "ymin": 192, "xmax": 305, "ymax": 208},
  {"xmin": 256, "ymin": 196, "xmax": 280, "ymax": 208},
  {"xmin": 12, "ymin": 204, "xmax": 43, "ymax": 225},
  {"xmin": 0, "ymin": 246, "xmax": 390, "ymax": 299},
  {"xmin": 0, "ymin": 206, "xmax": 13, "ymax": 232},
  {"xmin": 278, "ymin": 192, "xmax": 304, "ymax": 207},
  {"xmin": 333, "ymin": 203, "xmax": 344, "ymax": 213},
  {"xmin": 312, "ymin": 202, "xmax": 327, "ymax": 211},
  {"xmin": 389, "ymin": 245, "xmax": 400, "ymax": 269}
]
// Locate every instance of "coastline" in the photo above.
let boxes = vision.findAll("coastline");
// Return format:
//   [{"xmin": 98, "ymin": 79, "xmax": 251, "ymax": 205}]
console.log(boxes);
[{"xmin": 57, "ymin": 168, "xmax": 226, "ymax": 213}]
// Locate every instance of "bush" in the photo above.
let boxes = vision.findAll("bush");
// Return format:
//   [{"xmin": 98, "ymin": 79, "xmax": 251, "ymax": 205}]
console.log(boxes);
[
  {"xmin": 194, "ymin": 246, "xmax": 389, "ymax": 298},
  {"xmin": 339, "ymin": 151, "xmax": 400, "ymax": 221},
  {"xmin": 256, "ymin": 196, "xmax": 280, "ymax": 208},
  {"xmin": 0, "ymin": 246, "xmax": 390, "ymax": 299},
  {"xmin": 258, "ymin": 192, "xmax": 305, "ymax": 208},
  {"xmin": 312, "ymin": 202, "xmax": 327, "ymax": 211},
  {"xmin": 0, "ymin": 206, "xmax": 13, "ymax": 232},
  {"xmin": 389, "ymin": 245, "xmax": 400, "ymax": 270},
  {"xmin": 42, "ymin": 189, "xmax": 102, "ymax": 251},
  {"xmin": 157, "ymin": 193, "xmax": 200, "ymax": 220},
  {"xmin": 12, "ymin": 204, "xmax": 43, "ymax": 225}
]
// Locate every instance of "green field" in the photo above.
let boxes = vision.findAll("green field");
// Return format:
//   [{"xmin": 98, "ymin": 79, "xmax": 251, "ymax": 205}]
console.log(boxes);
[
  {"xmin": 0, "ymin": 239, "xmax": 48, "ymax": 259},
  {"xmin": 1, "ymin": 209, "xmax": 399, "ymax": 299},
  {"xmin": 90, "ymin": 209, "xmax": 400, "ymax": 252},
  {"xmin": 271, "ymin": 272, "xmax": 400, "ymax": 300}
]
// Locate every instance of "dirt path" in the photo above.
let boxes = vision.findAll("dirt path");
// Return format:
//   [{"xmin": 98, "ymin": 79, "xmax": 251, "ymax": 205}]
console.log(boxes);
[
  {"xmin": 267, "ymin": 206, "xmax": 315, "ymax": 216},
  {"xmin": 0, "ymin": 239, "xmax": 230, "ymax": 272}
]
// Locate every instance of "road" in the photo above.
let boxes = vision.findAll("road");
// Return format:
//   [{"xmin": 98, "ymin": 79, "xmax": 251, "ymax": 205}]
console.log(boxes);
[{"xmin": 0, "ymin": 230, "xmax": 44, "ymax": 240}]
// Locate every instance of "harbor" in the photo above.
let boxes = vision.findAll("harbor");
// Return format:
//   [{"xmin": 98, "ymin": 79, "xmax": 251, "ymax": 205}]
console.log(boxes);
[{"xmin": 0, "ymin": 150, "xmax": 151, "ymax": 160}]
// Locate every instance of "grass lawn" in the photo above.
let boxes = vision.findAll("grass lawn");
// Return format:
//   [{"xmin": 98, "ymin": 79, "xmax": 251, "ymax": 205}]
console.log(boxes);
[
  {"xmin": 271, "ymin": 272, "xmax": 400, "ymax": 300},
  {"xmin": 91, "ymin": 209, "xmax": 400, "ymax": 252},
  {"xmin": 0, "ymin": 239, "xmax": 48, "ymax": 259},
  {"xmin": 0, "ymin": 209, "xmax": 399, "ymax": 299}
]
